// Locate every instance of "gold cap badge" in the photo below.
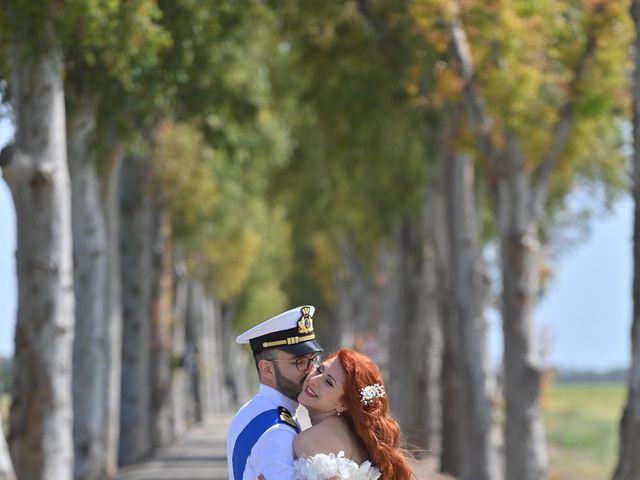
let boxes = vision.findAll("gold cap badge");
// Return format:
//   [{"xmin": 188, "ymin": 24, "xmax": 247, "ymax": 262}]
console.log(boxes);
[{"xmin": 297, "ymin": 306, "xmax": 314, "ymax": 334}]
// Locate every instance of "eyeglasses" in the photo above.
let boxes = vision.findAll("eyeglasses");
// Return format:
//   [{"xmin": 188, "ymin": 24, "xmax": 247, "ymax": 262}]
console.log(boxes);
[{"xmin": 270, "ymin": 353, "xmax": 322, "ymax": 372}]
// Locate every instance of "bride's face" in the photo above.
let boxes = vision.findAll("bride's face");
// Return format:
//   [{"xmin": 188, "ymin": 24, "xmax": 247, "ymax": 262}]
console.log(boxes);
[{"xmin": 297, "ymin": 357, "xmax": 346, "ymax": 414}]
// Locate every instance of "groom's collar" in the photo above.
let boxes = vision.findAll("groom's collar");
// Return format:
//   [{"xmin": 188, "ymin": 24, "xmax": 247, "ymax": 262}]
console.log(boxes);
[{"xmin": 257, "ymin": 383, "xmax": 298, "ymax": 413}]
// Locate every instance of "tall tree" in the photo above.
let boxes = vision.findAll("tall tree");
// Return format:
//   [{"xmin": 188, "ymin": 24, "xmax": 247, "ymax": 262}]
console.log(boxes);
[
  {"xmin": 614, "ymin": 2, "xmax": 640, "ymax": 478},
  {"xmin": 271, "ymin": 0, "xmax": 443, "ymax": 452},
  {"xmin": 0, "ymin": 3, "xmax": 75, "ymax": 478},
  {"xmin": 413, "ymin": 1, "xmax": 631, "ymax": 478},
  {"xmin": 437, "ymin": 147, "xmax": 498, "ymax": 480},
  {"xmin": 118, "ymin": 153, "xmax": 155, "ymax": 465},
  {"xmin": 62, "ymin": 1, "xmax": 169, "ymax": 475}
]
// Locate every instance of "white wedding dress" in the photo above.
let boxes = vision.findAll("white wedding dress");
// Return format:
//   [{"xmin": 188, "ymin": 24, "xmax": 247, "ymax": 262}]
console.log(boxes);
[{"xmin": 293, "ymin": 451, "xmax": 381, "ymax": 480}]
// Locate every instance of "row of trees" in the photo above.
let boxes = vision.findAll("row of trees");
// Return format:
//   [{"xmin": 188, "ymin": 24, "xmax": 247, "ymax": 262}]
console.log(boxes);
[{"xmin": 0, "ymin": 1, "xmax": 639, "ymax": 479}]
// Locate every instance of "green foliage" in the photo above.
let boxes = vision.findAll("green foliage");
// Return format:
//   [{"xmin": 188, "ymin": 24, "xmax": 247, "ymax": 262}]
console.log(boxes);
[
  {"xmin": 63, "ymin": 0, "xmax": 171, "ymax": 93},
  {"xmin": 427, "ymin": 0, "xmax": 629, "ymax": 188},
  {"xmin": 65, "ymin": 1, "xmax": 297, "ymax": 318},
  {"xmin": 3, "ymin": 0, "xmax": 52, "ymax": 51},
  {"xmin": 233, "ymin": 205, "xmax": 293, "ymax": 332},
  {"xmin": 153, "ymin": 119, "xmax": 292, "ymax": 309},
  {"xmin": 152, "ymin": 121, "xmax": 218, "ymax": 241},
  {"xmin": 2, "ymin": 0, "xmax": 170, "ymax": 99},
  {"xmin": 409, "ymin": 0, "xmax": 630, "ymax": 260},
  {"xmin": 267, "ymin": 0, "xmax": 433, "ymax": 295},
  {"xmin": 4, "ymin": 0, "xmax": 630, "ymax": 329},
  {"xmin": 143, "ymin": 1, "xmax": 300, "ymax": 315}
]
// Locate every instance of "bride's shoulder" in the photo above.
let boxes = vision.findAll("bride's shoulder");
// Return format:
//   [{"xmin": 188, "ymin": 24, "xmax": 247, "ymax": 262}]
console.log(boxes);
[{"xmin": 294, "ymin": 417, "xmax": 349, "ymax": 457}]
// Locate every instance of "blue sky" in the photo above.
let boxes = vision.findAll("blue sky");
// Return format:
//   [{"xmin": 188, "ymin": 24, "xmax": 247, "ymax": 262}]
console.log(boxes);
[{"xmin": 0, "ymin": 120, "xmax": 634, "ymax": 369}]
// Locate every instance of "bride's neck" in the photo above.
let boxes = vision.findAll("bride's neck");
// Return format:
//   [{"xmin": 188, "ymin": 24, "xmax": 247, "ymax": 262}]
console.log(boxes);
[{"xmin": 307, "ymin": 409, "xmax": 338, "ymax": 425}]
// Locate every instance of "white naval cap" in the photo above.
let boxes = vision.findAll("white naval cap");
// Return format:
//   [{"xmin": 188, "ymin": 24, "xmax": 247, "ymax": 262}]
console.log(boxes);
[{"xmin": 236, "ymin": 305, "xmax": 323, "ymax": 355}]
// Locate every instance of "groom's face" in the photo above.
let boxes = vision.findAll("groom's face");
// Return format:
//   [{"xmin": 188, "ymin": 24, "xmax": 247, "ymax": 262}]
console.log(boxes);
[{"xmin": 270, "ymin": 351, "xmax": 318, "ymax": 401}]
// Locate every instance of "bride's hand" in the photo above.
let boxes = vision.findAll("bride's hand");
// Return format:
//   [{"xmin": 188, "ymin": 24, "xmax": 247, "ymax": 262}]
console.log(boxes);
[{"xmin": 257, "ymin": 475, "xmax": 266, "ymax": 480}]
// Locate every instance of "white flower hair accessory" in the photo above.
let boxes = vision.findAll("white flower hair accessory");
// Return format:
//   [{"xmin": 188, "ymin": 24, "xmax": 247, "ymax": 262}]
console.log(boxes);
[{"xmin": 359, "ymin": 383, "xmax": 386, "ymax": 406}]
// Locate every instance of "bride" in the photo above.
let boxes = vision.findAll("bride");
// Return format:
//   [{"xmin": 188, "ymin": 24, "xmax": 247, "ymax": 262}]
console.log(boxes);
[{"xmin": 291, "ymin": 348, "xmax": 414, "ymax": 480}]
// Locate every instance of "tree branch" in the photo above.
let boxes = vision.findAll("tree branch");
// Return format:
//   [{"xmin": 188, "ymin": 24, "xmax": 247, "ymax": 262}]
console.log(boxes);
[
  {"xmin": 530, "ymin": 32, "xmax": 598, "ymax": 211},
  {"xmin": 447, "ymin": 16, "xmax": 499, "ymax": 174},
  {"xmin": 354, "ymin": 0, "xmax": 386, "ymax": 39},
  {"xmin": 0, "ymin": 143, "xmax": 34, "ymax": 190},
  {"xmin": 0, "ymin": 143, "xmax": 14, "ymax": 169}
]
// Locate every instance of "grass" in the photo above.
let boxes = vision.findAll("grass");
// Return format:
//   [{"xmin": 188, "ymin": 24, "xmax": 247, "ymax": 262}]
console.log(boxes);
[{"xmin": 543, "ymin": 383, "xmax": 626, "ymax": 480}]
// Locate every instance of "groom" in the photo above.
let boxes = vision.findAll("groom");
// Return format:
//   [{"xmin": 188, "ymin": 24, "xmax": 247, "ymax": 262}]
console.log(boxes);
[{"xmin": 226, "ymin": 305, "xmax": 323, "ymax": 480}]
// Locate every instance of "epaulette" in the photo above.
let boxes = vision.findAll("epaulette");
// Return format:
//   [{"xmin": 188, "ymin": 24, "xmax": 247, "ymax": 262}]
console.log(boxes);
[{"xmin": 278, "ymin": 406, "xmax": 298, "ymax": 431}]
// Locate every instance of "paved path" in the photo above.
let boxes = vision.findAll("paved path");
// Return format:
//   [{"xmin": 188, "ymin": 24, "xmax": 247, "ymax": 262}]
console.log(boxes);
[
  {"xmin": 115, "ymin": 413, "xmax": 233, "ymax": 480},
  {"xmin": 112, "ymin": 410, "xmax": 445, "ymax": 480}
]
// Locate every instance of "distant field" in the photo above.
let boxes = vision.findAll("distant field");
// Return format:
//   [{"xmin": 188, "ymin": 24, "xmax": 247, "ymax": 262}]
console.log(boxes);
[{"xmin": 543, "ymin": 383, "xmax": 626, "ymax": 480}]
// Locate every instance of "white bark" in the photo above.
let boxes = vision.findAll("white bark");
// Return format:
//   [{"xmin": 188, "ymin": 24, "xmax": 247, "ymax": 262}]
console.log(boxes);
[
  {"xmin": 186, "ymin": 283, "xmax": 228, "ymax": 421},
  {"xmin": 204, "ymin": 297, "xmax": 227, "ymax": 413},
  {"xmin": 1, "ymin": 33, "xmax": 75, "ymax": 480},
  {"xmin": 219, "ymin": 302, "xmax": 252, "ymax": 406},
  {"xmin": 333, "ymin": 237, "xmax": 372, "ymax": 351},
  {"xmin": 171, "ymin": 253, "xmax": 189, "ymax": 436},
  {"xmin": 150, "ymin": 213, "xmax": 175, "ymax": 447},
  {"xmin": 498, "ymin": 165, "xmax": 548, "ymax": 480},
  {"xmin": 613, "ymin": 2, "xmax": 640, "ymax": 477},
  {"xmin": 442, "ymin": 152, "xmax": 500, "ymax": 480},
  {"xmin": 184, "ymin": 280, "xmax": 203, "ymax": 424},
  {"xmin": 387, "ymin": 214, "xmax": 442, "ymax": 451},
  {"xmin": 68, "ymin": 99, "xmax": 111, "ymax": 480},
  {"xmin": 103, "ymin": 142, "xmax": 124, "ymax": 476},
  {"xmin": 118, "ymin": 155, "xmax": 153, "ymax": 465}
]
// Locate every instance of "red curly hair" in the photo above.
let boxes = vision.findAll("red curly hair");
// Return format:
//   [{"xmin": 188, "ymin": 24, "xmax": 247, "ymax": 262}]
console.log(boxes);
[{"xmin": 328, "ymin": 349, "xmax": 415, "ymax": 480}]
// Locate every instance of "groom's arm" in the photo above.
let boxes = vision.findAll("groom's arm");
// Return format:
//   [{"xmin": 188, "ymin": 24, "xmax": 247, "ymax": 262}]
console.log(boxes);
[{"xmin": 248, "ymin": 425, "xmax": 297, "ymax": 480}]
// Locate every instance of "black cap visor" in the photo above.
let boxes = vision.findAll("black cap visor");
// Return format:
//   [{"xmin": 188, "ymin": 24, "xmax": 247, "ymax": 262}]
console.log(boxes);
[{"xmin": 278, "ymin": 339, "xmax": 323, "ymax": 356}]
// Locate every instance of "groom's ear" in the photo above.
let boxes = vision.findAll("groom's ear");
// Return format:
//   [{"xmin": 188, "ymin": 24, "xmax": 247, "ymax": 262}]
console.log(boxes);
[{"xmin": 258, "ymin": 359, "xmax": 274, "ymax": 380}]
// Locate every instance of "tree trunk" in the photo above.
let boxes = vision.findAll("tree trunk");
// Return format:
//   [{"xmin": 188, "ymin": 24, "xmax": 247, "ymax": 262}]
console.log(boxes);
[
  {"xmin": 185, "ymin": 281, "xmax": 204, "ymax": 423},
  {"xmin": 171, "ymin": 249, "xmax": 189, "ymax": 436},
  {"xmin": 499, "ymin": 166, "xmax": 547, "ymax": 480},
  {"xmin": 150, "ymin": 213, "xmax": 175, "ymax": 447},
  {"xmin": 102, "ymin": 141, "xmax": 124, "ymax": 476},
  {"xmin": 0, "ymin": 429, "xmax": 15, "ymax": 480},
  {"xmin": 387, "ymin": 214, "xmax": 442, "ymax": 451},
  {"xmin": 186, "ymin": 283, "xmax": 228, "ymax": 420},
  {"xmin": 441, "ymin": 152, "xmax": 500, "ymax": 480},
  {"xmin": 1, "ymin": 30, "xmax": 75, "ymax": 480},
  {"xmin": 199, "ymin": 294, "xmax": 219, "ymax": 416},
  {"xmin": 67, "ymin": 98, "xmax": 111, "ymax": 480},
  {"xmin": 445, "ymin": 15, "xmax": 550, "ymax": 480},
  {"xmin": 118, "ymin": 155, "xmax": 154, "ymax": 465},
  {"xmin": 332, "ymin": 237, "xmax": 373, "ymax": 352},
  {"xmin": 613, "ymin": 2, "xmax": 640, "ymax": 477},
  {"xmin": 208, "ymin": 298, "xmax": 229, "ymax": 412},
  {"xmin": 219, "ymin": 302, "xmax": 252, "ymax": 406}
]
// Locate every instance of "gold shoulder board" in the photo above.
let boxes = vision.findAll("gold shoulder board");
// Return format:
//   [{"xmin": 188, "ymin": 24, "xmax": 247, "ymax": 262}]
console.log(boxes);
[{"xmin": 278, "ymin": 406, "xmax": 297, "ymax": 430}]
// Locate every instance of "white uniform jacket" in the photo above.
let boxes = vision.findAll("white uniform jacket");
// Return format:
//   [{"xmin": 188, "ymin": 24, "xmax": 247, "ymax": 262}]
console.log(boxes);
[{"xmin": 227, "ymin": 384, "xmax": 301, "ymax": 480}]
